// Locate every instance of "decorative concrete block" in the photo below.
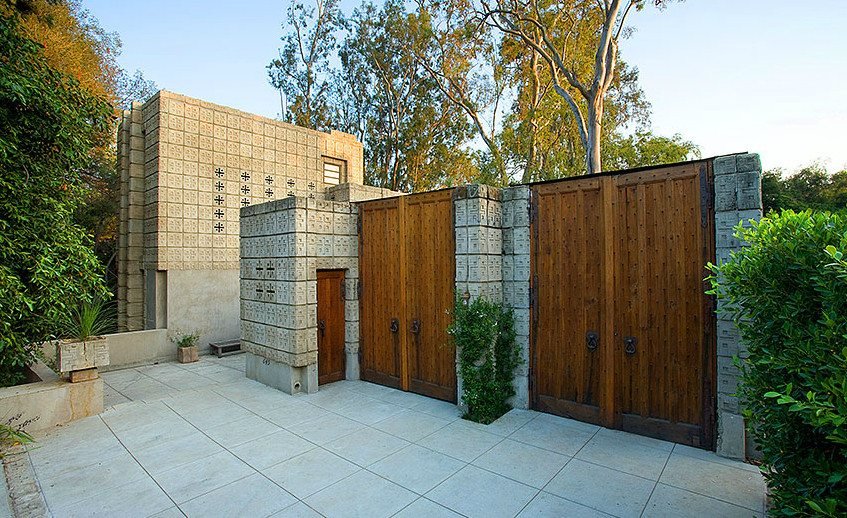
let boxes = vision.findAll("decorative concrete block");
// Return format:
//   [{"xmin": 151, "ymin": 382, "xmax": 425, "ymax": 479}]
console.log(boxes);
[
  {"xmin": 716, "ymin": 410, "xmax": 746, "ymax": 460},
  {"xmin": 713, "ymin": 156, "xmax": 737, "ymax": 176},
  {"xmin": 714, "ymin": 174, "xmax": 737, "ymax": 212},
  {"xmin": 736, "ymin": 153, "xmax": 761, "ymax": 174}
]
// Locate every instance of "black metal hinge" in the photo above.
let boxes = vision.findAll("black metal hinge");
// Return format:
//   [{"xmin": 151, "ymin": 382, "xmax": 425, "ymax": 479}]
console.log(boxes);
[
  {"xmin": 340, "ymin": 281, "xmax": 346, "ymax": 300},
  {"xmin": 356, "ymin": 216, "xmax": 362, "ymax": 234},
  {"xmin": 356, "ymin": 279, "xmax": 362, "ymax": 299}
]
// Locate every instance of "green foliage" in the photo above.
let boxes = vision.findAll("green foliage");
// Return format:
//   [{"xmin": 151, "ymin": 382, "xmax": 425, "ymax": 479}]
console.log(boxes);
[
  {"xmin": 448, "ymin": 296, "xmax": 522, "ymax": 424},
  {"xmin": 0, "ymin": 414, "xmax": 35, "ymax": 457},
  {"xmin": 709, "ymin": 211, "xmax": 847, "ymax": 516},
  {"xmin": 0, "ymin": 14, "xmax": 112, "ymax": 387},
  {"xmin": 170, "ymin": 330, "xmax": 201, "ymax": 348},
  {"xmin": 59, "ymin": 298, "xmax": 115, "ymax": 341},
  {"xmin": 763, "ymin": 165, "xmax": 847, "ymax": 213}
]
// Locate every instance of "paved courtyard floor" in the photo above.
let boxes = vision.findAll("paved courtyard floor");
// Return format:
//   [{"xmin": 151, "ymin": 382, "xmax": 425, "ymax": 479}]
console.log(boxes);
[{"xmin": 21, "ymin": 355, "xmax": 766, "ymax": 517}]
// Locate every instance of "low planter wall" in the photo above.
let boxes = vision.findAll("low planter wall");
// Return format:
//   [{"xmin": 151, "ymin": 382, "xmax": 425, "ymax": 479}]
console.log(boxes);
[
  {"xmin": 99, "ymin": 329, "xmax": 174, "ymax": 372},
  {"xmin": 0, "ymin": 363, "xmax": 103, "ymax": 434}
]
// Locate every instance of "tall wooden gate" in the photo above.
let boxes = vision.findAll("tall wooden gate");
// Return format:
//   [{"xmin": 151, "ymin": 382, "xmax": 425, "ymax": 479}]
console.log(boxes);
[
  {"xmin": 359, "ymin": 190, "xmax": 456, "ymax": 402},
  {"xmin": 531, "ymin": 162, "xmax": 716, "ymax": 447}
]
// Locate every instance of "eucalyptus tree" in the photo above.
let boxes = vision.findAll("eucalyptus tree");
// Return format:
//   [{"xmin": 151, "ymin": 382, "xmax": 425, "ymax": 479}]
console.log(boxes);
[
  {"xmin": 268, "ymin": 0, "xmax": 343, "ymax": 130},
  {"xmin": 478, "ymin": 0, "xmax": 672, "ymax": 175},
  {"xmin": 335, "ymin": 0, "xmax": 476, "ymax": 192}
]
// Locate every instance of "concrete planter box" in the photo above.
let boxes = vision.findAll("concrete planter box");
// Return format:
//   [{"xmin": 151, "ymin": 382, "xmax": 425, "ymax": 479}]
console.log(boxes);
[
  {"xmin": 177, "ymin": 346, "xmax": 199, "ymax": 363},
  {"xmin": 0, "ymin": 362, "xmax": 103, "ymax": 434},
  {"xmin": 58, "ymin": 336, "xmax": 110, "ymax": 373}
]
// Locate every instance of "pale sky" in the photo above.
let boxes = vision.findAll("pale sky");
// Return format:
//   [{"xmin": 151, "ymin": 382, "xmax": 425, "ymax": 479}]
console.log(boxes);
[{"xmin": 86, "ymin": 0, "xmax": 847, "ymax": 173}]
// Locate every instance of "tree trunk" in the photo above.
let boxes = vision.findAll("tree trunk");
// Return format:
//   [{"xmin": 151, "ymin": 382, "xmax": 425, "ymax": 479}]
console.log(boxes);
[{"xmin": 586, "ymin": 104, "xmax": 602, "ymax": 175}]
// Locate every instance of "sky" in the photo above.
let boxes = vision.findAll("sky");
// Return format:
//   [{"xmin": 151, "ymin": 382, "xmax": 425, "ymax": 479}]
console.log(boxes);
[{"xmin": 85, "ymin": 0, "xmax": 847, "ymax": 173}]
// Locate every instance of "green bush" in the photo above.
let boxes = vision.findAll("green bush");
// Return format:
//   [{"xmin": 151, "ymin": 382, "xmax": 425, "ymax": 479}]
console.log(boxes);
[
  {"xmin": 709, "ymin": 210, "xmax": 847, "ymax": 516},
  {"xmin": 448, "ymin": 296, "xmax": 522, "ymax": 424},
  {"xmin": 0, "ymin": 14, "xmax": 112, "ymax": 386}
]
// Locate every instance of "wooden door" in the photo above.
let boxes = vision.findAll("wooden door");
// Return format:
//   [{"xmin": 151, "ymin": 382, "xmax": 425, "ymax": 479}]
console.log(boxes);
[
  {"xmin": 405, "ymin": 190, "xmax": 456, "ymax": 402},
  {"xmin": 613, "ymin": 164, "xmax": 715, "ymax": 447},
  {"xmin": 317, "ymin": 270, "xmax": 346, "ymax": 385},
  {"xmin": 359, "ymin": 198, "xmax": 403, "ymax": 389},
  {"xmin": 532, "ymin": 177, "xmax": 606, "ymax": 425},
  {"xmin": 530, "ymin": 162, "xmax": 716, "ymax": 448},
  {"xmin": 358, "ymin": 190, "xmax": 456, "ymax": 402}
]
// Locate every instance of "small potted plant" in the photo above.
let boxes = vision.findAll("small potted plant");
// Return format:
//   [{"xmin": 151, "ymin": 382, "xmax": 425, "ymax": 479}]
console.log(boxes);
[
  {"xmin": 57, "ymin": 298, "xmax": 114, "ymax": 381},
  {"xmin": 171, "ymin": 330, "xmax": 201, "ymax": 363}
]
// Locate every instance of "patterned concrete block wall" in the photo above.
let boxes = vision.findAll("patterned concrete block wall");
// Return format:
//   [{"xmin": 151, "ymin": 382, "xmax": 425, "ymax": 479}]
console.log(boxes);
[
  {"xmin": 116, "ymin": 103, "xmax": 146, "ymax": 331},
  {"xmin": 454, "ymin": 185, "xmax": 503, "ymax": 302},
  {"xmin": 116, "ymin": 90, "xmax": 364, "ymax": 342},
  {"xmin": 239, "ymin": 197, "xmax": 359, "ymax": 394},
  {"xmin": 500, "ymin": 186, "xmax": 532, "ymax": 409},
  {"xmin": 712, "ymin": 153, "xmax": 763, "ymax": 459}
]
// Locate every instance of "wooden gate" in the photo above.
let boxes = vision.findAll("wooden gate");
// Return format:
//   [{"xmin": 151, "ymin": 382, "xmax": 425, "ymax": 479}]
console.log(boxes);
[
  {"xmin": 359, "ymin": 190, "xmax": 456, "ymax": 402},
  {"xmin": 531, "ymin": 162, "xmax": 716, "ymax": 447},
  {"xmin": 317, "ymin": 270, "xmax": 346, "ymax": 385}
]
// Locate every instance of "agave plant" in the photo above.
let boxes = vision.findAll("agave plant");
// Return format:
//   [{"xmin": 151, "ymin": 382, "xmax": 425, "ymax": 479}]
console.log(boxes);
[{"xmin": 60, "ymin": 298, "xmax": 116, "ymax": 341}]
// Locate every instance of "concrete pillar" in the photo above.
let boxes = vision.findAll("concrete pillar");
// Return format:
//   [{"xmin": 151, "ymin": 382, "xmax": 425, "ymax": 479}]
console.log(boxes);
[{"xmin": 712, "ymin": 153, "xmax": 763, "ymax": 459}]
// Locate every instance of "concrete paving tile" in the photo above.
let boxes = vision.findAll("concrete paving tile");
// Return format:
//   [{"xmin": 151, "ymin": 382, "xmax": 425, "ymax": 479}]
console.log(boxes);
[
  {"xmin": 204, "ymin": 414, "xmax": 281, "ymax": 448},
  {"xmin": 304, "ymin": 469, "xmax": 417, "ymax": 518},
  {"xmin": 485, "ymin": 409, "xmax": 539, "ymax": 436},
  {"xmin": 28, "ymin": 432, "xmax": 126, "ymax": 480},
  {"xmin": 178, "ymin": 400, "xmax": 255, "ymax": 430},
  {"xmin": 269, "ymin": 502, "xmax": 323, "ymax": 517},
  {"xmin": 371, "ymin": 410, "xmax": 451, "ymax": 442},
  {"xmin": 325, "ymin": 427, "xmax": 409, "ymax": 467},
  {"xmin": 39, "ymin": 452, "xmax": 149, "ymax": 510},
  {"xmin": 113, "ymin": 418, "xmax": 198, "ymax": 451},
  {"xmin": 575, "ymin": 428, "xmax": 673, "ymax": 480},
  {"xmin": 409, "ymin": 397, "xmax": 463, "ymax": 421},
  {"xmin": 117, "ymin": 377, "xmax": 174, "ymax": 401},
  {"xmin": 393, "ymin": 498, "xmax": 463, "ymax": 517},
  {"xmin": 508, "ymin": 413, "xmax": 598, "ymax": 456},
  {"xmin": 131, "ymin": 432, "xmax": 224, "ymax": 475},
  {"xmin": 179, "ymin": 472, "xmax": 295, "ymax": 517},
  {"xmin": 660, "ymin": 452, "xmax": 766, "ymax": 513},
  {"xmin": 336, "ymin": 397, "xmax": 407, "ymax": 425},
  {"xmin": 230, "ymin": 429, "xmax": 315, "ymax": 470},
  {"xmin": 103, "ymin": 383, "xmax": 131, "ymax": 407},
  {"xmin": 417, "ymin": 420, "xmax": 503, "ymax": 462},
  {"xmin": 100, "ymin": 368, "xmax": 146, "ymax": 390},
  {"xmin": 147, "ymin": 506, "xmax": 185, "ymax": 518},
  {"xmin": 153, "ymin": 450, "xmax": 254, "ymax": 503},
  {"xmin": 287, "ymin": 412, "xmax": 365, "ymax": 445},
  {"xmin": 427, "ymin": 465, "xmax": 538, "ymax": 518},
  {"xmin": 473, "ymin": 438, "xmax": 571, "ymax": 488},
  {"xmin": 672, "ymin": 444, "xmax": 762, "ymax": 473},
  {"xmin": 517, "ymin": 491, "xmax": 610, "ymax": 517},
  {"xmin": 544, "ymin": 459, "xmax": 655, "ymax": 518},
  {"xmin": 49, "ymin": 475, "xmax": 174, "ymax": 518},
  {"xmin": 262, "ymin": 402, "xmax": 330, "ymax": 428},
  {"xmin": 262, "ymin": 448, "xmax": 359, "ymax": 499},
  {"xmin": 100, "ymin": 401, "xmax": 176, "ymax": 432},
  {"xmin": 643, "ymin": 483, "xmax": 763, "ymax": 518},
  {"xmin": 369, "ymin": 444, "xmax": 465, "ymax": 494}
]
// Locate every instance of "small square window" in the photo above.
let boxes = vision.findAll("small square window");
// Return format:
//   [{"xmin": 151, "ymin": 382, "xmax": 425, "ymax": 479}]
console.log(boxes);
[{"xmin": 323, "ymin": 158, "xmax": 345, "ymax": 185}]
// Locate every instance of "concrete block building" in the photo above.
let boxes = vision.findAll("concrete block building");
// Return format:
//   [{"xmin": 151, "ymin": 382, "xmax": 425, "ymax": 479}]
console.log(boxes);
[{"xmin": 116, "ymin": 90, "xmax": 380, "ymax": 346}]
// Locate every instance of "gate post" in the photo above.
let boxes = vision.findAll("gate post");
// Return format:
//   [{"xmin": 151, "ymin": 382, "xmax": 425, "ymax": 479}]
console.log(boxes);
[{"xmin": 713, "ymin": 153, "xmax": 763, "ymax": 459}]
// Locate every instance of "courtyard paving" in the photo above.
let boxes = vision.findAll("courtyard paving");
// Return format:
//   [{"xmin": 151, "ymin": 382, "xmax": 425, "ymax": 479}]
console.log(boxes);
[{"xmin": 21, "ymin": 355, "xmax": 765, "ymax": 517}]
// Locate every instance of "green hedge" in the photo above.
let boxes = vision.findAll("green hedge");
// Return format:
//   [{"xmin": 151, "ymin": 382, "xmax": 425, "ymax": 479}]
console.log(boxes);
[
  {"xmin": 710, "ymin": 211, "xmax": 847, "ymax": 516},
  {"xmin": 448, "ymin": 296, "xmax": 522, "ymax": 424}
]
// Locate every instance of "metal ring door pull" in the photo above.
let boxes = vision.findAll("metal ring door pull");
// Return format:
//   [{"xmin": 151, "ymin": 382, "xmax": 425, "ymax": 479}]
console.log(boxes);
[
  {"xmin": 410, "ymin": 319, "xmax": 421, "ymax": 335},
  {"xmin": 624, "ymin": 336, "xmax": 637, "ymax": 355},
  {"xmin": 586, "ymin": 331, "xmax": 599, "ymax": 351},
  {"xmin": 390, "ymin": 318, "xmax": 399, "ymax": 333},
  {"xmin": 318, "ymin": 320, "xmax": 326, "ymax": 336}
]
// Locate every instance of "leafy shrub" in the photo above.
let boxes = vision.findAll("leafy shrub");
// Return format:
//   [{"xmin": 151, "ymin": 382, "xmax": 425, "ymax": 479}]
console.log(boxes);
[
  {"xmin": 59, "ymin": 298, "xmax": 116, "ymax": 341},
  {"xmin": 448, "ymin": 296, "xmax": 522, "ymax": 424},
  {"xmin": 170, "ymin": 330, "xmax": 201, "ymax": 349},
  {"xmin": 0, "ymin": 13, "xmax": 112, "ymax": 387},
  {"xmin": 709, "ymin": 210, "xmax": 847, "ymax": 516},
  {"xmin": 0, "ymin": 414, "xmax": 36, "ymax": 457}
]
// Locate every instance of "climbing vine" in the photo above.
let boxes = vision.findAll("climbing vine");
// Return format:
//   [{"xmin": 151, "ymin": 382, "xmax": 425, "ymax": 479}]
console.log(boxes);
[{"xmin": 448, "ymin": 296, "xmax": 522, "ymax": 424}]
